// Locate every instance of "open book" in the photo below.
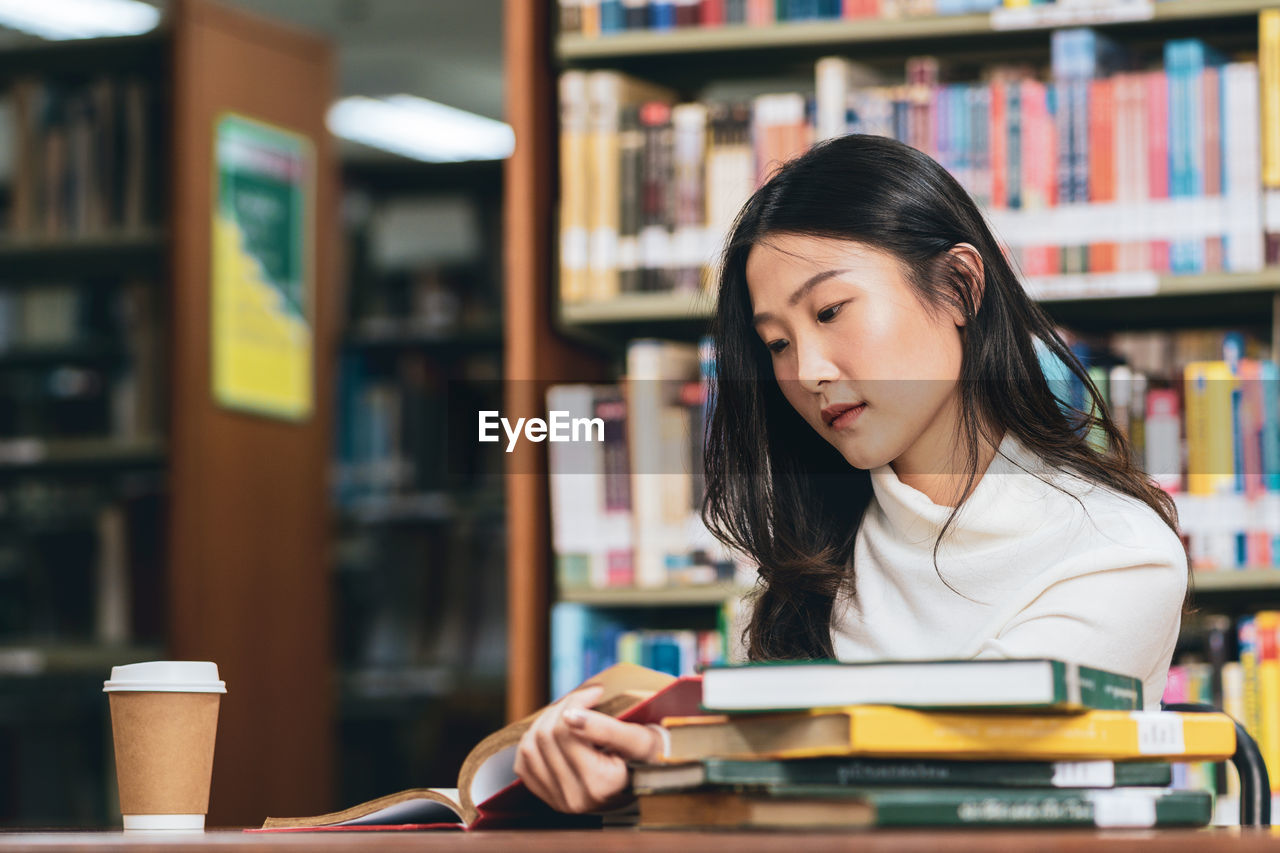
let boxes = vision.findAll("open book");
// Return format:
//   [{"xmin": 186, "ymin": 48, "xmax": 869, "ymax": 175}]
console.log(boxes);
[{"xmin": 256, "ymin": 663, "xmax": 704, "ymax": 831}]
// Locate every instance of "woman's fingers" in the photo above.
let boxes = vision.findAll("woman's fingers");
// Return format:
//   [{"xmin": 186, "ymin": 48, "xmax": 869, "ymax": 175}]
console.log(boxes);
[
  {"xmin": 514, "ymin": 720, "xmax": 566, "ymax": 812},
  {"xmin": 564, "ymin": 709, "xmax": 664, "ymax": 762},
  {"xmin": 555, "ymin": 720, "xmax": 632, "ymax": 810},
  {"xmin": 514, "ymin": 683, "xmax": 608, "ymax": 812},
  {"xmin": 530, "ymin": 707, "xmax": 591, "ymax": 812}
]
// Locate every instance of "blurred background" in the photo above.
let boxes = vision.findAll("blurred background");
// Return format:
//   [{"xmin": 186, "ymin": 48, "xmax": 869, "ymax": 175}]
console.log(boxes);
[
  {"xmin": 0, "ymin": 0, "xmax": 509, "ymax": 828},
  {"xmin": 5, "ymin": 0, "xmax": 1280, "ymax": 831}
]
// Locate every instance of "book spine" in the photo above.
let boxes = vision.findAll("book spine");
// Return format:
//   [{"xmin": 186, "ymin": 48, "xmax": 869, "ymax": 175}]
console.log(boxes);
[
  {"xmin": 617, "ymin": 104, "xmax": 644, "ymax": 294},
  {"xmin": 558, "ymin": 72, "xmax": 591, "ymax": 305},
  {"xmin": 671, "ymin": 103, "xmax": 708, "ymax": 293},
  {"xmin": 866, "ymin": 787, "xmax": 1212, "ymax": 828},
  {"xmin": 1146, "ymin": 69, "xmax": 1170, "ymax": 272},
  {"xmin": 699, "ymin": 757, "xmax": 1171, "ymax": 789},
  {"xmin": 1260, "ymin": 612, "xmax": 1280, "ymax": 790},
  {"xmin": 1069, "ymin": 76, "xmax": 1089, "ymax": 271},
  {"xmin": 1074, "ymin": 663, "xmax": 1144, "ymax": 711},
  {"xmin": 990, "ymin": 79, "xmax": 1007, "ymax": 210},
  {"xmin": 620, "ymin": 0, "xmax": 648, "ymax": 28},
  {"xmin": 1262, "ymin": 10, "xmax": 1280, "ymax": 188},
  {"xmin": 1202, "ymin": 65, "xmax": 1223, "ymax": 273}
]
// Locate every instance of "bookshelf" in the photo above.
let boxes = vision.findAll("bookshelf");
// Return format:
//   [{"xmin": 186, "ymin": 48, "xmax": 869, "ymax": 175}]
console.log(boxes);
[
  {"xmin": 0, "ymin": 0, "xmax": 338, "ymax": 828},
  {"xmin": 332, "ymin": 156, "xmax": 507, "ymax": 808},
  {"xmin": 1193, "ymin": 570, "xmax": 1280, "ymax": 593},
  {"xmin": 558, "ymin": 0, "xmax": 1274, "ymax": 62},
  {"xmin": 559, "ymin": 582, "xmax": 750, "ymax": 607},
  {"xmin": 503, "ymin": 0, "xmax": 1280, "ymax": 720}
]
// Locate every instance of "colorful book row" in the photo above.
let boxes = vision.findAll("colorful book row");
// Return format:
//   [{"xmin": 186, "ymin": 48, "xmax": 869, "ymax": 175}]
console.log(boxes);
[
  {"xmin": 559, "ymin": 0, "xmax": 1167, "ymax": 37},
  {"xmin": 559, "ymin": 21, "xmax": 1280, "ymax": 305}
]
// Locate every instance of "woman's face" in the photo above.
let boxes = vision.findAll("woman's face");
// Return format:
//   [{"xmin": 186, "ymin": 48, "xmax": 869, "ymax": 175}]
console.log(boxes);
[{"xmin": 746, "ymin": 234, "xmax": 971, "ymax": 475}]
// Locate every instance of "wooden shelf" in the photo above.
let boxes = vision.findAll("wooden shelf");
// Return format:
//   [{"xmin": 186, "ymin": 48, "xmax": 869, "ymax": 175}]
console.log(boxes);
[
  {"xmin": 337, "ymin": 489, "xmax": 504, "ymax": 526},
  {"xmin": 0, "ymin": 343, "xmax": 124, "ymax": 368},
  {"xmin": 0, "ymin": 643, "xmax": 163, "ymax": 677},
  {"xmin": 345, "ymin": 325, "xmax": 504, "ymax": 351},
  {"xmin": 0, "ymin": 231, "xmax": 167, "ymax": 280},
  {"xmin": 558, "ymin": 583, "xmax": 750, "ymax": 607},
  {"xmin": 560, "ymin": 289, "xmax": 713, "ymax": 324},
  {"xmin": 0, "ymin": 437, "xmax": 165, "ymax": 474},
  {"xmin": 558, "ymin": 0, "xmax": 1272, "ymax": 61},
  {"xmin": 557, "ymin": 270, "xmax": 1280, "ymax": 331},
  {"xmin": 1192, "ymin": 570, "xmax": 1280, "ymax": 593}
]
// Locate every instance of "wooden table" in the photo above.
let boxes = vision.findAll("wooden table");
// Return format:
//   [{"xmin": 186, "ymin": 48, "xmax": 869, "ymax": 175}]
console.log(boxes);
[{"xmin": 3, "ymin": 828, "xmax": 1280, "ymax": 851}]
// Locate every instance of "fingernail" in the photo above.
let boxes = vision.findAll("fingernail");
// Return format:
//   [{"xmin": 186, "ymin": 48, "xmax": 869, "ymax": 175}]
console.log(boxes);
[{"xmin": 563, "ymin": 708, "xmax": 585, "ymax": 727}]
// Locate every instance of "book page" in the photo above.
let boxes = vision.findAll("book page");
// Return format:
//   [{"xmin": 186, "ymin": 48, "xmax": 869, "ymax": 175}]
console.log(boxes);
[{"xmin": 340, "ymin": 789, "xmax": 462, "ymax": 826}]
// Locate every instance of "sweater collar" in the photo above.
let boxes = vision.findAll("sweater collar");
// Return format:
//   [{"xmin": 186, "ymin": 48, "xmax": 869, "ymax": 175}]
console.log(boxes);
[{"xmin": 867, "ymin": 432, "xmax": 1063, "ymax": 547}]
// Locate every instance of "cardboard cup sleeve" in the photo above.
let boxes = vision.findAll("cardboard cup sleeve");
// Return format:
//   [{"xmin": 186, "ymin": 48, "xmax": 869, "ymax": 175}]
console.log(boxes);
[{"xmin": 109, "ymin": 691, "xmax": 221, "ymax": 816}]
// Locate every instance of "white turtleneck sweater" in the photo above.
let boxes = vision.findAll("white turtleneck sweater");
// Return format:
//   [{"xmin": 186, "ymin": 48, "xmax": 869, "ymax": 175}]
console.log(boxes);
[{"xmin": 830, "ymin": 433, "xmax": 1188, "ymax": 709}]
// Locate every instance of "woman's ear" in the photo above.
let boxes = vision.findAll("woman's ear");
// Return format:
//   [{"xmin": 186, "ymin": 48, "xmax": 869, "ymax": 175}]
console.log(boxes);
[{"xmin": 946, "ymin": 243, "xmax": 985, "ymax": 328}]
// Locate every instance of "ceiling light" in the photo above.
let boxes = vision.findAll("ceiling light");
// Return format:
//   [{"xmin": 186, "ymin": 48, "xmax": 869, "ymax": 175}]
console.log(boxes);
[
  {"xmin": 327, "ymin": 95, "xmax": 515, "ymax": 163},
  {"xmin": 0, "ymin": 0, "xmax": 160, "ymax": 41}
]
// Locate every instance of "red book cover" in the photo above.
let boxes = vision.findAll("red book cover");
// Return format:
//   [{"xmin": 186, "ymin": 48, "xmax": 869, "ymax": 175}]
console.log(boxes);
[
  {"xmin": 990, "ymin": 78, "xmax": 1007, "ymax": 210},
  {"xmin": 1112, "ymin": 73, "xmax": 1133, "ymax": 272},
  {"xmin": 746, "ymin": 0, "xmax": 773, "ymax": 24},
  {"xmin": 1087, "ymin": 77, "xmax": 1115, "ymax": 273},
  {"xmin": 701, "ymin": 0, "xmax": 726, "ymax": 25},
  {"xmin": 1022, "ymin": 78, "xmax": 1053, "ymax": 276}
]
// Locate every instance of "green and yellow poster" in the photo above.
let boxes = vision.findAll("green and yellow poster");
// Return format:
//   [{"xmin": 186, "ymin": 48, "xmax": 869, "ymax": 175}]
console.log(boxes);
[{"xmin": 212, "ymin": 114, "xmax": 314, "ymax": 421}]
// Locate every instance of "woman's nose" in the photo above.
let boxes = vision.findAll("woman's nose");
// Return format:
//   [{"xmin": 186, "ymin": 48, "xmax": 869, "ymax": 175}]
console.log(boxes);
[{"xmin": 795, "ymin": 336, "xmax": 840, "ymax": 393}]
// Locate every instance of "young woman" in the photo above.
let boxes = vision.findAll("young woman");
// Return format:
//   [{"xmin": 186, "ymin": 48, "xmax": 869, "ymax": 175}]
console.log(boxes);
[{"xmin": 513, "ymin": 133, "xmax": 1189, "ymax": 815}]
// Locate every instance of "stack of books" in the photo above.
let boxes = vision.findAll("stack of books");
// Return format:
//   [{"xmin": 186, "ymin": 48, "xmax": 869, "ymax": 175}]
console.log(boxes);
[{"xmin": 631, "ymin": 658, "xmax": 1238, "ymax": 829}]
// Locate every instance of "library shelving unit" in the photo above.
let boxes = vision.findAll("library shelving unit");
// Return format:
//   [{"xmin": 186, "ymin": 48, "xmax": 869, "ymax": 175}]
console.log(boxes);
[
  {"xmin": 503, "ymin": 0, "xmax": 1280, "ymax": 719},
  {"xmin": 0, "ymin": 0, "xmax": 338, "ymax": 827},
  {"xmin": 331, "ymin": 156, "xmax": 507, "ymax": 807}
]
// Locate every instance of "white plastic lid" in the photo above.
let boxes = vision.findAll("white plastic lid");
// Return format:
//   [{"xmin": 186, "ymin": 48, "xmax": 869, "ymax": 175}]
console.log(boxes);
[{"xmin": 103, "ymin": 661, "xmax": 227, "ymax": 693}]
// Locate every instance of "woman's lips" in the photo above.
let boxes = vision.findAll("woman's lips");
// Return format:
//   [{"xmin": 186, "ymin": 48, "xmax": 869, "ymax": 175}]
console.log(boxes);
[{"xmin": 822, "ymin": 402, "xmax": 867, "ymax": 430}]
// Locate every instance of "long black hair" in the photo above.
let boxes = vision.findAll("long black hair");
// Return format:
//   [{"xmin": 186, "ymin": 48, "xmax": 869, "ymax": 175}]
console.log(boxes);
[{"xmin": 701, "ymin": 133, "xmax": 1183, "ymax": 661}]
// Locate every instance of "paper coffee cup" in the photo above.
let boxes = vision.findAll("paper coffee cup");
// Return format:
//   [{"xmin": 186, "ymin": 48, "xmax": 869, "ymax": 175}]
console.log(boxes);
[{"xmin": 104, "ymin": 661, "xmax": 226, "ymax": 831}]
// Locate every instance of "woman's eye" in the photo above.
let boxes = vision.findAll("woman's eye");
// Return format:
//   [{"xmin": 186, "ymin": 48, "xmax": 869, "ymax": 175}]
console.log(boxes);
[
  {"xmin": 766, "ymin": 339, "xmax": 789, "ymax": 355},
  {"xmin": 817, "ymin": 302, "xmax": 845, "ymax": 323}
]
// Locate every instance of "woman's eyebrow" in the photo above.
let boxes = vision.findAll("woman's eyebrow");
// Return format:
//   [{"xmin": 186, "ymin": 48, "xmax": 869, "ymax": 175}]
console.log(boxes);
[{"xmin": 752, "ymin": 268, "xmax": 850, "ymax": 326}]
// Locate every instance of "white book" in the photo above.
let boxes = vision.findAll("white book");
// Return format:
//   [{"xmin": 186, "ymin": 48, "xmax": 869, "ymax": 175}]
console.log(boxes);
[
  {"xmin": 1223, "ymin": 62, "xmax": 1263, "ymax": 273},
  {"xmin": 701, "ymin": 658, "xmax": 1145, "ymax": 713},
  {"xmin": 627, "ymin": 340, "xmax": 699, "ymax": 589},
  {"xmin": 814, "ymin": 56, "xmax": 880, "ymax": 142},
  {"xmin": 547, "ymin": 384, "xmax": 631, "ymax": 589}
]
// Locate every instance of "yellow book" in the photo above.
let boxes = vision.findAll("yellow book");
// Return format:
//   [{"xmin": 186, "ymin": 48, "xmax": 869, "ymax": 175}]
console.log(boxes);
[
  {"xmin": 1222, "ymin": 661, "xmax": 1244, "ymax": 799},
  {"xmin": 1183, "ymin": 361, "xmax": 1235, "ymax": 496},
  {"xmin": 1262, "ymin": 10, "xmax": 1280, "ymax": 187},
  {"xmin": 1257, "ymin": 612, "xmax": 1280, "ymax": 792},
  {"xmin": 660, "ymin": 706, "xmax": 1237, "ymax": 764},
  {"xmin": 1239, "ymin": 618, "xmax": 1262, "ymax": 786}
]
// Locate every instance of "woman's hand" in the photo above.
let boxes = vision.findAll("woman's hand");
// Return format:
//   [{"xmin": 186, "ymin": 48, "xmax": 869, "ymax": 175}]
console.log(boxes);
[{"xmin": 513, "ymin": 684, "xmax": 665, "ymax": 814}]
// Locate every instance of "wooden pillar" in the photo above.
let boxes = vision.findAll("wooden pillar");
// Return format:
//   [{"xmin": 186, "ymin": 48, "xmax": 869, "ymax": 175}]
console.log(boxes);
[
  {"xmin": 503, "ymin": 0, "xmax": 606, "ymax": 720},
  {"xmin": 167, "ymin": 0, "xmax": 338, "ymax": 825}
]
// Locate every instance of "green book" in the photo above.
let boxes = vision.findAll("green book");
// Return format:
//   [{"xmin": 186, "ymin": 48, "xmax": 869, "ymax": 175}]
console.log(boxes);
[
  {"xmin": 632, "ymin": 757, "xmax": 1173, "ymax": 794},
  {"xmin": 700, "ymin": 658, "xmax": 1143, "ymax": 713},
  {"xmin": 638, "ymin": 786, "xmax": 1213, "ymax": 830}
]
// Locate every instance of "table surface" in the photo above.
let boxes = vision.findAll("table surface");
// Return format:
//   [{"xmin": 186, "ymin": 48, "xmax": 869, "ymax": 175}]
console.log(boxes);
[{"xmin": 3, "ymin": 828, "xmax": 1280, "ymax": 852}]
